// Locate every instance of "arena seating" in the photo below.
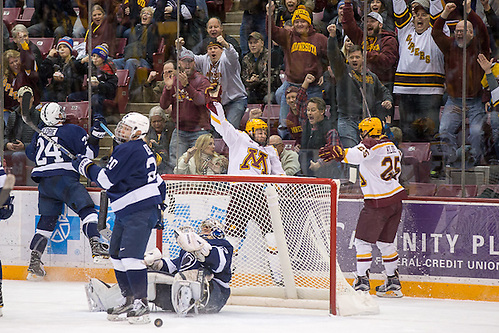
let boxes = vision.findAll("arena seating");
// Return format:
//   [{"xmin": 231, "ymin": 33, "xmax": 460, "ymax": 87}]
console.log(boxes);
[
  {"xmin": 407, "ymin": 182, "xmax": 437, "ymax": 196},
  {"xmin": 2, "ymin": 7, "xmax": 21, "ymax": 32},
  {"xmin": 30, "ymin": 38, "xmax": 55, "ymax": 58},
  {"xmin": 435, "ymin": 184, "xmax": 478, "ymax": 197},
  {"xmin": 59, "ymin": 101, "xmax": 89, "ymax": 132},
  {"xmin": 16, "ymin": 7, "xmax": 35, "ymax": 27}
]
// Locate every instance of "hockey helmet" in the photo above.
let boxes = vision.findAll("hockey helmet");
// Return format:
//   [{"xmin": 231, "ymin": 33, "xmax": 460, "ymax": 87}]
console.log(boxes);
[
  {"xmin": 199, "ymin": 218, "xmax": 225, "ymax": 240},
  {"xmin": 115, "ymin": 112, "xmax": 150, "ymax": 143},
  {"xmin": 40, "ymin": 102, "xmax": 66, "ymax": 126},
  {"xmin": 245, "ymin": 118, "xmax": 268, "ymax": 134},
  {"xmin": 358, "ymin": 117, "xmax": 382, "ymax": 136}
]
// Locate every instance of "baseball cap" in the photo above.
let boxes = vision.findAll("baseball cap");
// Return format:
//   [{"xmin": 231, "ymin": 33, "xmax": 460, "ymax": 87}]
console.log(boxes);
[
  {"xmin": 367, "ymin": 11, "xmax": 383, "ymax": 25},
  {"xmin": 411, "ymin": 0, "xmax": 430, "ymax": 12},
  {"xmin": 248, "ymin": 31, "xmax": 264, "ymax": 41},
  {"xmin": 179, "ymin": 49, "xmax": 194, "ymax": 61}
]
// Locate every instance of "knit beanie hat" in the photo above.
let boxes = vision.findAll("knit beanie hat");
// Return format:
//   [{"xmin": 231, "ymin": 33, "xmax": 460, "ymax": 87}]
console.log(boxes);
[
  {"xmin": 292, "ymin": 5, "xmax": 311, "ymax": 25},
  {"xmin": 92, "ymin": 44, "xmax": 109, "ymax": 61},
  {"xmin": 57, "ymin": 36, "xmax": 74, "ymax": 52}
]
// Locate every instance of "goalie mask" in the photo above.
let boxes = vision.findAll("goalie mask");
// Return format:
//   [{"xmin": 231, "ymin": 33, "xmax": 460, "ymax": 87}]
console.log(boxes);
[
  {"xmin": 358, "ymin": 117, "xmax": 382, "ymax": 138},
  {"xmin": 245, "ymin": 118, "xmax": 268, "ymax": 146},
  {"xmin": 41, "ymin": 102, "xmax": 66, "ymax": 126},
  {"xmin": 115, "ymin": 112, "xmax": 149, "ymax": 143},
  {"xmin": 199, "ymin": 218, "xmax": 225, "ymax": 240}
]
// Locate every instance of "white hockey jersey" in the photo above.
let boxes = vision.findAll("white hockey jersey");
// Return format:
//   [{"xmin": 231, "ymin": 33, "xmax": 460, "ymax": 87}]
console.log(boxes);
[
  {"xmin": 343, "ymin": 137, "xmax": 406, "ymax": 206},
  {"xmin": 392, "ymin": 0, "xmax": 445, "ymax": 95},
  {"xmin": 210, "ymin": 102, "xmax": 285, "ymax": 176}
]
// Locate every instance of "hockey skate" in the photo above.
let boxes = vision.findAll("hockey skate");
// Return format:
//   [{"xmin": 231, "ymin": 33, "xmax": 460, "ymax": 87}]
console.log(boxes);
[
  {"xmin": 27, "ymin": 250, "xmax": 46, "ymax": 281},
  {"xmin": 376, "ymin": 270, "xmax": 403, "ymax": 298},
  {"xmin": 127, "ymin": 298, "xmax": 150, "ymax": 324},
  {"xmin": 89, "ymin": 237, "xmax": 110, "ymax": 264},
  {"xmin": 353, "ymin": 270, "xmax": 370, "ymax": 292},
  {"xmin": 107, "ymin": 296, "xmax": 134, "ymax": 321}
]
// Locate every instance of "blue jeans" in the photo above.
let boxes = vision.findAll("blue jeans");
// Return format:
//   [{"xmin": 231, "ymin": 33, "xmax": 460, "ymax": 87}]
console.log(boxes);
[
  {"xmin": 224, "ymin": 97, "xmax": 247, "ymax": 130},
  {"xmin": 113, "ymin": 58, "xmax": 151, "ymax": 89},
  {"xmin": 239, "ymin": 11, "xmax": 267, "ymax": 56},
  {"xmin": 490, "ymin": 110, "xmax": 499, "ymax": 161},
  {"xmin": 439, "ymin": 97, "xmax": 486, "ymax": 166},
  {"xmin": 277, "ymin": 81, "xmax": 322, "ymax": 138},
  {"xmin": 337, "ymin": 115, "xmax": 361, "ymax": 148},
  {"xmin": 168, "ymin": 129, "xmax": 210, "ymax": 172}
]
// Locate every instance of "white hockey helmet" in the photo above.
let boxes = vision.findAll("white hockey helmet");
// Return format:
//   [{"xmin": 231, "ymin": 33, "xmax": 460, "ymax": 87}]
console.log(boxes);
[
  {"xmin": 40, "ymin": 102, "xmax": 66, "ymax": 126},
  {"xmin": 115, "ymin": 112, "xmax": 150, "ymax": 143},
  {"xmin": 199, "ymin": 218, "xmax": 225, "ymax": 240}
]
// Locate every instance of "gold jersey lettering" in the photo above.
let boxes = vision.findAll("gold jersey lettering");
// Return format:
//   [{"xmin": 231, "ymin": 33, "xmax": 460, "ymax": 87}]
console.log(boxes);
[
  {"xmin": 240, "ymin": 148, "xmax": 269, "ymax": 174},
  {"xmin": 290, "ymin": 42, "xmax": 317, "ymax": 55}
]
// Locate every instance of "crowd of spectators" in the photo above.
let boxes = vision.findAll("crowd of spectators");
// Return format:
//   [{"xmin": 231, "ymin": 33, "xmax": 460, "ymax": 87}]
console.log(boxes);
[{"xmin": 3, "ymin": 0, "xmax": 499, "ymax": 193}]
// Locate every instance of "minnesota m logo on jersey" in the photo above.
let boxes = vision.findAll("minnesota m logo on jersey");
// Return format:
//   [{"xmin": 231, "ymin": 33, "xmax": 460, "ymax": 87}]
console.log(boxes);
[{"xmin": 240, "ymin": 148, "xmax": 269, "ymax": 174}]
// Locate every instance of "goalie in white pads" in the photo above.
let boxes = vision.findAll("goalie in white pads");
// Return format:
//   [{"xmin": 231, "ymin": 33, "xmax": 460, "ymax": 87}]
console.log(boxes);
[
  {"xmin": 145, "ymin": 218, "xmax": 233, "ymax": 315},
  {"xmin": 206, "ymin": 87, "xmax": 286, "ymax": 286},
  {"xmin": 319, "ymin": 117, "xmax": 407, "ymax": 298}
]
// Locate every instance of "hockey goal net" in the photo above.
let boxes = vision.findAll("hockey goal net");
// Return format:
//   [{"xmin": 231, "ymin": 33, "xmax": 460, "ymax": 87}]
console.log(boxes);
[{"xmin": 157, "ymin": 174, "xmax": 378, "ymax": 316}]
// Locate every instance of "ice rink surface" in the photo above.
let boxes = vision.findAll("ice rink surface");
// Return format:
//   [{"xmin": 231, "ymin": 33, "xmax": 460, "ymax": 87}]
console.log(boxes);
[{"xmin": 1, "ymin": 279, "xmax": 498, "ymax": 333}]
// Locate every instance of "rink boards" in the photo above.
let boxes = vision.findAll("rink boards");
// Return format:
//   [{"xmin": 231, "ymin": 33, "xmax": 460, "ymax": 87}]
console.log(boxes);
[{"xmin": 1, "ymin": 187, "xmax": 498, "ymax": 302}]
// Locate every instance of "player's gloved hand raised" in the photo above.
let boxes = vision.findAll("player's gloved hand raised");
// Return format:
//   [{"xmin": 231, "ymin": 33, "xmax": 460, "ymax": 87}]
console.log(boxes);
[
  {"xmin": 0, "ymin": 196, "xmax": 14, "ymax": 220},
  {"xmin": 205, "ymin": 83, "xmax": 222, "ymax": 113},
  {"xmin": 176, "ymin": 228, "xmax": 212, "ymax": 262},
  {"xmin": 72, "ymin": 154, "xmax": 94, "ymax": 178},
  {"xmin": 318, "ymin": 145, "xmax": 345, "ymax": 162},
  {"xmin": 90, "ymin": 119, "xmax": 106, "ymax": 140}
]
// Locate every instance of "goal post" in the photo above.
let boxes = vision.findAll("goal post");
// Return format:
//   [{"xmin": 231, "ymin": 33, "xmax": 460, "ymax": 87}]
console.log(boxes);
[{"xmin": 157, "ymin": 174, "xmax": 378, "ymax": 316}]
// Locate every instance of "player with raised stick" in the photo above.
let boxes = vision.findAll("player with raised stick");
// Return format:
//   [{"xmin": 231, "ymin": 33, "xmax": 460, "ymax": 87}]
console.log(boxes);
[
  {"xmin": 206, "ymin": 85, "xmax": 286, "ymax": 285},
  {"xmin": 72, "ymin": 112, "xmax": 166, "ymax": 324},
  {"xmin": 319, "ymin": 117, "xmax": 407, "ymax": 297},
  {"xmin": 0, "ymin": 165, "xmax": 15, "ymax": 317},
  {"xmin": 20, "ymin": 87, "xmax": 109, "ymax": 281}
]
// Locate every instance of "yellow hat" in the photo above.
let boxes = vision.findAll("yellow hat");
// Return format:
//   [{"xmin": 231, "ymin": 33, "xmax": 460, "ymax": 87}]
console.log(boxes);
[{"xmin": 292, "ymin": 5, "xmax": 311, "ymax": 25}]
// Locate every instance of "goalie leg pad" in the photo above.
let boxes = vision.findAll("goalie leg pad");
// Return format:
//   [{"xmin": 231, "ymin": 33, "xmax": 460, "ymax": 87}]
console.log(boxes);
[
  {"xmin": 85, "ymin": 278, "xmax": 125, "ymax": 312},
  {"xmin": 171, "ymin": 270, "xmax": 211, "ymax": 316}
]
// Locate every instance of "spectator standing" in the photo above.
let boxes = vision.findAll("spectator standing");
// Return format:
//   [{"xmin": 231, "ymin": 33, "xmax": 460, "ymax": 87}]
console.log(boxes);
[
  {"xmin": 143, "ymin": 61, "xmax": 177, "ymax": 103},
  {"xmin": 146, "ymin": 106, "xmax": 175, "ymax": 175},
  {"xmin": 184, "ymin": 36, "xmax": 248, "ymax": 129},
  {"xmin": 159, "ymin": 49, "xmax": 211, "ymax": 171},
  {"xmin": 327, "ymin": 24, "xmax": 392, "ymax": 148},
  {"xmin": 192, "ymin": 17, "xmax": 242, "ymax": 59},
  {"xmin": 432, "ymin": 0, "xmax": 490, "ymax": 167},
  {"xmin": 241, "ymin": 32, "xmax": 279, "ymax": 104},
  {"xmin": 269, "ymin": 135, "xmax": 301, "ymax": 175},
  {"xmin": 391, "ymin": 0, "xmax": 445, "ymax": 142},
  {"xmin": 239, "ymin": 0, "xmax": 268, "ymax": 55},
  {"xmin": 342, "ymin": 0, "xmax": 399, "ymax": 92},
  {"xmin": 85, "ymin": 2, "xmax": 118, "ymax": 57},
  {"xmin": 267, "ymin": 3, "xmax": 328, "ymax": 139},
  {"xmin": 284, "ymin": 86, "xmax": 303, "ymax": 147},
  {"xmin": 28, "ymin": 0, "xmax": 77, "ymax": 39}
]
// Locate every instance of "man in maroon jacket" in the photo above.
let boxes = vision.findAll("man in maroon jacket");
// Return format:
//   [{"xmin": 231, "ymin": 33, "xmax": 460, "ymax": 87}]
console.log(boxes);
[
  {"xmin": 432, "ymin": 0, "xmax": 489, "ymax": 167},
  {"xmin": 267, "ymin": 2, "xmax": 328, "ymax": 139},
  {"xmin": 342, "ymin": 0, "xmax": 399, "ymax": 93},
  {"xmin": 160, "ymin": 49, "xmax": 211, "ymax": 173}
]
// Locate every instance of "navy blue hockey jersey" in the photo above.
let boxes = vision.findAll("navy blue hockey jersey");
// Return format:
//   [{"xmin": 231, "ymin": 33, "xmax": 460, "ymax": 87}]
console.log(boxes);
[
  {"xmin": 26, "ymin": 124, "xmax": 98, "ymax": 180},
  {"xmin": 86, "ymin": 139, "xmax": 165, "ymax": 217},
  {"xmin": 164, "ymin": 238, "xmax": 233, "ymax": 290}
]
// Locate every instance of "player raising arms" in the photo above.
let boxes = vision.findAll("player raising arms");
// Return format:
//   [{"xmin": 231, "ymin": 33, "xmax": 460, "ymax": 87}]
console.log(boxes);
[
  {"xmin": 319, "ymin": 117, "xmax": 407, "ymax": 297},
  {"xmin": 206, "ymin": 86, "xmax": 286, "ymax": 285},
  {"xmin": 72, "ymin": 113, "xmax": 165, "ymax": 324},
  {"xmin": 25, "ymin": 101, "xmax": 109, "ymax": 281}
]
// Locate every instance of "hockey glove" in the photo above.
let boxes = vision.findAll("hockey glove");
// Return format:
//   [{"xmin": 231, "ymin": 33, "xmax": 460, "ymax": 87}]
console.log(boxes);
[
  {"xmin": 90, "ymin": 120, "xmax": 106, "ymax": 140},
  {"xmin": 143, "ymin": 248, "xmax": 164, "ymax": 270},
  {"xmin": 205, "ymin": 83, "xmax": 222, "ymax": 104},
  {"xmin": 72, "ymin": 154, "xmax": 95, "ymax": 178},
  {"xmin": 318, "ymin": 145, "xmax": 345, "ymax": 162},
  {"xmin": 176, "ymin": 230, "xmax": 212, "ymax": 262},
  {"xmin": 154, "ymin": 203, "xmax": 166, "ymax": 230},
  {"xmin": 0, "ymin": 196, "xmax": 14, "ymax": 220}
]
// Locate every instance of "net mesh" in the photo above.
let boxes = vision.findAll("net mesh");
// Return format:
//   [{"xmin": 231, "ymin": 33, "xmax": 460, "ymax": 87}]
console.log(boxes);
[{"xmin": 160, "ymin": 177, "xmax": 333, "ymax": 301}]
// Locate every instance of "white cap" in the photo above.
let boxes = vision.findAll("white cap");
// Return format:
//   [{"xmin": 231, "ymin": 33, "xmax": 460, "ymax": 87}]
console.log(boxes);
[{"xmin": 367, "ymin": 12, "xmax": 383, "ymax": 25}]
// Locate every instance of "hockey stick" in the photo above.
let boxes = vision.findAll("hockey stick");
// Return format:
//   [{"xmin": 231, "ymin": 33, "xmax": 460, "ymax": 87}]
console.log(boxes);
[
  {"xmin": 99, "ymin": 122, "xmax": 119, "ymax": 143},
  {"xmin": 98, "ymin": 190, "xmax": 112, "ymax": 240},
  {"xmin": 20, "ymin": 91, "xmax": 77, "ymax": 160},
  {"xmin": 0, "ymin": 174, "xmax": 16, "ymax": 207}
]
